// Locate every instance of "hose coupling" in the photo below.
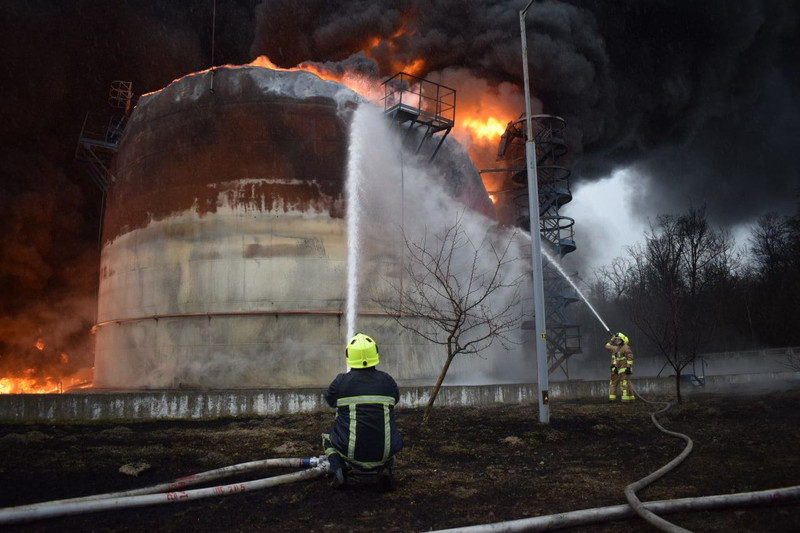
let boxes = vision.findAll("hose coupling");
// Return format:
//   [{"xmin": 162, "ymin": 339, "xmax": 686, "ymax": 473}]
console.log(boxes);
[{"xmin": 307, "ymin": 455, "xmax": 330, "ymax": 470}]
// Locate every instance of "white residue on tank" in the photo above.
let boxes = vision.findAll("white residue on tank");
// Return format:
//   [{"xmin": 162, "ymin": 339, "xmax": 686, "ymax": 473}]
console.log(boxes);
[{"xmin": 212, "ymin": 178, "xmax": 333, "ymax": 215}]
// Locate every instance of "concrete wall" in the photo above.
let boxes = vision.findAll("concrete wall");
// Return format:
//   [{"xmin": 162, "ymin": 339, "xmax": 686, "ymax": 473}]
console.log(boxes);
[
  {"xmin": 552, "ymin": 345, "xmax": 800, "ymax": 382},
  {"xmin": 2, "ymin": 371, "xmax": 798, "ymax": 424}
]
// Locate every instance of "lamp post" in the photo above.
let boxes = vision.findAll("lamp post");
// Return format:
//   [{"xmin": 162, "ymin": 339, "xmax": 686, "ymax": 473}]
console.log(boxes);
[{"xmin": 520, "ymin": 0, "xmax": 549, "ymax": 423}]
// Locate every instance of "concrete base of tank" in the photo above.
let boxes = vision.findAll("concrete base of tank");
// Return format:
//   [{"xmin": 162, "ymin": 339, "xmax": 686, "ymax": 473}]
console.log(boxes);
[
  {"xmin": 2, "ymin": 372, "xmax": 798, "ymax": 423},
  {"xmin": 92, "ymin": 181, "xmax": 529, "ymax": 389},
  {"xmin": 93, "ymin": 207, "xmax": 511, "ymax": 389}
]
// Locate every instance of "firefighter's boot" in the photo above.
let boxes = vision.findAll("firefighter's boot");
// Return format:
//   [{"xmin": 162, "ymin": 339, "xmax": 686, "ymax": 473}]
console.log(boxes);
[
  {"xmin": 377, "ymin": 462, "xmax": 395, "ymax": 493},
  {"xmin": 328, "ymin": 454, "xmax": 348, "ymax": 489}
]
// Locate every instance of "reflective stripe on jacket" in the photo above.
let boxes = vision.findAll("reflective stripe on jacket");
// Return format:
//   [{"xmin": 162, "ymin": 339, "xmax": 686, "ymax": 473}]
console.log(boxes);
[{"xmin": 605, "ymin": 343, "xmax": 633, "ymax": 372}]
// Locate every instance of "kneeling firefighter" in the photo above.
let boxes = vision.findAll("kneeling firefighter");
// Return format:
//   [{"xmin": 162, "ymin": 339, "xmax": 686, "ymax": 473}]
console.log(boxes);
[
  {"xmin": 322, "ymin": 333, "xmax": 404, "ymax": 491},
  {"xmin": 605, "ymin": 332, "xmax": 634, "ymax": 402}
]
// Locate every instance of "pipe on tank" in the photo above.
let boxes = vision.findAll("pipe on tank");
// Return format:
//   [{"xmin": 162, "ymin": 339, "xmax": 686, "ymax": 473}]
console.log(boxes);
[{"xmin": 93, "ymin": 310, "xmax": 400, "ymax": 329}]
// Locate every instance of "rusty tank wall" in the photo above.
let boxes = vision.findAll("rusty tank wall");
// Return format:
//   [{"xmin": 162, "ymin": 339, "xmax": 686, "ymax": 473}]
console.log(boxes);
[{"xmin": 93, "ymin": 66, "xmax": 527, "ymax": 390}]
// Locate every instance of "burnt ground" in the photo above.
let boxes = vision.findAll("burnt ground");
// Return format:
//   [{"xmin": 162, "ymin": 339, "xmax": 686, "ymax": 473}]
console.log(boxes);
[{"xmin": 1, "ymin": 390, "xmax": 799, "ymax": 532}]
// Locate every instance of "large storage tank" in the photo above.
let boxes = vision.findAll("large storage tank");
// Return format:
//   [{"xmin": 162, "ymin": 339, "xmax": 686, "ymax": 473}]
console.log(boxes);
[{"xmin": 93, "ymin": 66, "xmax": 525, "ymax": 390}]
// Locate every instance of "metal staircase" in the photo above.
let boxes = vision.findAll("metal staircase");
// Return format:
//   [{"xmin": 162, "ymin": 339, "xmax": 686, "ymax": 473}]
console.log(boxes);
[
  {"xmin": 494, "ymin": 114, "xmax": 582, "ymax": 377},
  {"xmin": 75, "ymin": 81, "xmax": 133, "ymax": 191}
]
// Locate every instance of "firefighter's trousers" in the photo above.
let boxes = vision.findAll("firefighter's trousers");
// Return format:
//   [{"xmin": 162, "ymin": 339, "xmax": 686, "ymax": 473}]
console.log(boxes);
[{"xmin": 609, "ymin": 371, "xmax": 634, "ymax": 401}]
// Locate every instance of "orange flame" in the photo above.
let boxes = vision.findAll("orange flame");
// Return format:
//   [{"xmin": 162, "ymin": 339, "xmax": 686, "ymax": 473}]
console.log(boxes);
[
  {"xmin": 249, "ymin": 55, "xmax": 347, "ymax": 84},
  {"xmin": 0, "ymin": 375, "xmax": 92, "ymax": 394},
  {"xmin": 0, "ymin": 366, "xmax": 94, "ymax": 394},
  {"xmin": 461, "ymin": 116, "xmax": 507, "ymax": 142},
  {"xmin": 150, "ymin": 40, "xmax": 521, "ymax": 203},
  {"xmin": 362, "ymin": 25, "xmax": 426, "ymax": 78},
  {"xmin": 249, "ymin": 56, "xmax": 282, "ymax": 70},
  {"xmin": 393, "ymin": 58, "xmax": 426, "ymax": 77},
  {"xmin": 247, "ymin": 55, "xmax": 381, "ymax": 99},
  {"xmin": 444, "ymin": 73, "xmax": 525, "ymax": 182}
]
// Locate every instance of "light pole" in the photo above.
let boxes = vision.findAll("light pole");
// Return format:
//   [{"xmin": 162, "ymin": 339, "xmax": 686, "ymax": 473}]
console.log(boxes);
[{"xmin": 520, "ymin": 0, "xmax": 549, "ymax": 423}]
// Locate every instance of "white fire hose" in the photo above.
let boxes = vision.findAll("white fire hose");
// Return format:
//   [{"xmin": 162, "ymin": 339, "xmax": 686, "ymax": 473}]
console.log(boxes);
[
  {"xmin": 3, "ymin": 391, "xmax": 796, "ymax": 530},
  {"xmin": 623, "ymin": 381, "xmax": 694, "ymax": 532},
  {"xmin": 428, "ymin": 380, "xmax": 800, "ymax": 532},
  {"xmin": 0, "ymin": 456, "xmax": 328, "ymax": 526},
  {"xmin": 428, "ymin": 486, "xmax": 800, "ymax": 532}
]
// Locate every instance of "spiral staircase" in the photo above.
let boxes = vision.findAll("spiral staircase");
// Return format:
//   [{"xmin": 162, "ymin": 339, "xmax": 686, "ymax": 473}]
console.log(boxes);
[{"xmin": 490, "ymin": 114, "xmax": 582, "ymax": 377}]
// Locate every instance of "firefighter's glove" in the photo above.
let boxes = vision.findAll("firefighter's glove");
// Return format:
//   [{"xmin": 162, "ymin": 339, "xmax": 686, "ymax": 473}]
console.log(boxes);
[
  {"xmin": 610, "ymin": 365, "xmax": 616, "ymax": 373},
  {"xmin": 625, "ymin": 368, "xmax": 632, "ymax": 375}
]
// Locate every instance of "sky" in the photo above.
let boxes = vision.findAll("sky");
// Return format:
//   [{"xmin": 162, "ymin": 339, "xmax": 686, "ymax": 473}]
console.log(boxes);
[
  {"xmin": 1, "ymin": 0, "xmax": 799, "ymax": 381},
  {"xmin": 563, "ymin": 170, "xmax": 760, "ymax": 276}
]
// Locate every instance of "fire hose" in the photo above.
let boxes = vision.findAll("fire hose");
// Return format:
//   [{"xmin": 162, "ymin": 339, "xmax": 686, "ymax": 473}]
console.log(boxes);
[
  {"xmin": 0, "ymin": 456, "xmax": 329, "ymax": 526},
  {"xmin": 622, "ymin": 381, "xmax": 694, "ymax": 532},
  {"xmin": 427, "ymin": 486, "xmax": 800, "ymax": 532},
  {"xmin": 427, "ymin": 379, "xmax": 800, "ymax": 532},
  {"xmin": 2, "ymin": 389, "xmax": 797, "ymax": 530}
]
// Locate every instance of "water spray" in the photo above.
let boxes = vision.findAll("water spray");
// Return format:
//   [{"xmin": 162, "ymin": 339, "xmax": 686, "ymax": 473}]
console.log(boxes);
[
  {"xmin": 345, "ymin": 106, "xmax": 369, "ymax": 340},
  {"xmin": 521, "ymin": 231, "xmax": 611, "ymax": 333},
  {"xmin": 539, "ymin": 246, "xmax": 611, "ymax": 333}
]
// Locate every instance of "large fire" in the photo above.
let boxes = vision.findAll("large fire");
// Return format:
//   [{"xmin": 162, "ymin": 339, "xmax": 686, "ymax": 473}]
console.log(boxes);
[
  {"xmin": 0, "ymin": 47, "xmax": 521, "ymax": 395},
  {"xmin": 0, "ymin": 369, "xmax": 93, "ymax": 394},
  {"xmin": 0, "ymin": 337, "xmax": 94, "ymax": 394},
  {"xmin": 461, "ymin": 117, "xmax": 507, "ymax": 142},
  {"xmin": 246, "ymin": 54, "xmax": 517, "ymax": 175},
  {"xmin": 161, "ymin": 44, "xmax": 518, "ymax": 175}
]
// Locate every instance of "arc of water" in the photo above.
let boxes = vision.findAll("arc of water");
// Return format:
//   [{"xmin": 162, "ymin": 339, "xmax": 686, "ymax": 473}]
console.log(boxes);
[{"xmin": 540, "ymin": 246, "xmax": 611, "ymax": 333}]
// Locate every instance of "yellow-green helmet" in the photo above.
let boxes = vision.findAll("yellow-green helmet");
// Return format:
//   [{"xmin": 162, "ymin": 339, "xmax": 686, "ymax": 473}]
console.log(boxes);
[
  {"xmin": 346, "ymin": 333, "xmax": 380, "ymax": 368},
  {"xmin": 615, "ymin": 332, "xmax": 629, "ymax": 345}
]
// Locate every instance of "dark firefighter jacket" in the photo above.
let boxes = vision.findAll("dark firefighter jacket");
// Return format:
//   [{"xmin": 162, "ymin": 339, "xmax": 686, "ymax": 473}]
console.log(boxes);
[{"xmin": 323, "ymin": 368, "xmax": 404, "ymax": 468}]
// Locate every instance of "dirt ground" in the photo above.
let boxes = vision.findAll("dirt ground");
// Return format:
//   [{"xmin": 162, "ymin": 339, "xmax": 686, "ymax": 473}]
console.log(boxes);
[{"xmin": 1, "ymin": 389, "xmax": 799, "ymax": 532}]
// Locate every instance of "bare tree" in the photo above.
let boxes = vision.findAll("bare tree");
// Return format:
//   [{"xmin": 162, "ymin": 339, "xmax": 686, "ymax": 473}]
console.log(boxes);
[
  {"xmin": 600, "ymin": 205, "xmax": 737, "ymax": 402},
  {"xmin": 749, "ymin": 213, "xmax": 793, "ymax": 280},
  {"xmin": 376, "ymin": 213, "xmax": 524, "ymax": 422},
  {"xmin": 745, "ymin": 212, "xmax": 800, "ymax": 346}
]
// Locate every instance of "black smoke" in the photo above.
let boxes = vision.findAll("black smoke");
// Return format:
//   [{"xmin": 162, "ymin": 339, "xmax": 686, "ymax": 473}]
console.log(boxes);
[
  {"xmin": 1, "ymin": 0, "xmax": 798, "ymax": 379},
  {"xmin": 251, "ymin": 0, "xmax": 800, "ymax": 224}
]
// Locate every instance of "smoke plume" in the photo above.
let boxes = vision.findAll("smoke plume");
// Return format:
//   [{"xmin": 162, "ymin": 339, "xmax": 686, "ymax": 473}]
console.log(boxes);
[{"xmin": 250, "ymin": 0, "xmax": 800, "ymax": 223}]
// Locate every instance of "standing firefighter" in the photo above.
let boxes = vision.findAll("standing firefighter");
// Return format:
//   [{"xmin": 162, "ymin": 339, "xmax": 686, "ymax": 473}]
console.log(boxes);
[
  {"xmin": 606, "ymin": 332, "xmax": 634, "ymax": 402},
  {"xmin": 322, "ymin": 333, "xmax": 404, "ymax": 491}
]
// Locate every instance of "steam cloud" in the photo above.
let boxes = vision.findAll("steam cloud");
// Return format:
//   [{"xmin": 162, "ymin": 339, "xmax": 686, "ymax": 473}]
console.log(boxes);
[
  {"xmin": 1, "ymin": 0, "xmax": 798, "ymax": 381},
  {"xmin": 345, "ymin": 104, "xmax": 534, "ymax": 384}
]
